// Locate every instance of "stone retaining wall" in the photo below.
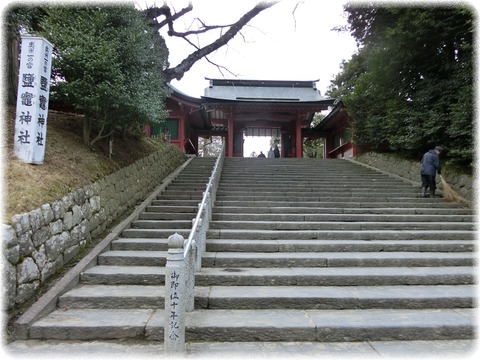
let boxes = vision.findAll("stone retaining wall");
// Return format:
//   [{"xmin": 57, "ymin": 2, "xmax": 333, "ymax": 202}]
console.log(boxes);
[
  {"xmin": 354, "ymin": 152, "xmax": 474, "ymax": 204},
  {"xmin": 3, "ymin": 144, "xmax": 186, "ymax": 310}
]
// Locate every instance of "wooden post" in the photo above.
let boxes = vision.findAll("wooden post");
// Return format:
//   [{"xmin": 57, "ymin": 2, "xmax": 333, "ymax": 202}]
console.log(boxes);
[
  {"xmin": 227, "ymin": 109, "xmax": 234, "ymax": 157},
  {"xmin": 295, "ymin": 114, "xmax": 302, "ymax": 158}
]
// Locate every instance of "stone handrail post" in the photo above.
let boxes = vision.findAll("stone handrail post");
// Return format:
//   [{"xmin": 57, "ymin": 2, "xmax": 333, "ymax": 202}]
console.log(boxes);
[
  {"xmin": 164, "ymin": 143, "xmax": 225, "ymax": 354},
  {"xmin": 185, "ymin": 235, "xmax": 196, "ymax": 313},
  {"xmin": 164, "ymin": 233, "xmax": 186, "ymax": 354},
  {"xmin": 195, "ymin": 200, "xmax": 209, "ymax": 270}
]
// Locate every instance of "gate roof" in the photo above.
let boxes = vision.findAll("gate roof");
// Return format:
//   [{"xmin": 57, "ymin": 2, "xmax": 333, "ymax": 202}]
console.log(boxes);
[{"xmin": 203, "ymin": 78, "xmax": 330, "ymax": 103}]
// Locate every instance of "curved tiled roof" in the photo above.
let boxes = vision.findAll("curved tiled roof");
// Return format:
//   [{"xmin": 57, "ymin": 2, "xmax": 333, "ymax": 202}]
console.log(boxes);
[{"xmin": 203, "ymin": 78, "xmax": 331, "ymax": 103}]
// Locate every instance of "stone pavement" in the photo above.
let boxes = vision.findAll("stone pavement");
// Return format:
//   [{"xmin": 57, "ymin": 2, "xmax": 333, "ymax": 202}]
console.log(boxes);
[{"xmin": 3, "ymin": 339, "xmax": 478, "ymax": 359}]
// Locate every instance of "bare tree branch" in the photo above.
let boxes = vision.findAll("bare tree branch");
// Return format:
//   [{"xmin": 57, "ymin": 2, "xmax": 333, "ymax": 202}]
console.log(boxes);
[
  {"xmin": 205, "ymin": 55, "xmax": 238, "ymax": 78},
  {"xmin": 168, "ymin": 17, "xmax": 235, "ymax": 37},
  {"xmin": 292, "ymin": 1, "xmax": 305, "ymax": 31},
  {"xmin": 145, "ymin": 3, "xmax": 193, "ymax": 31},
  {"xmin": 162, "ymin": 1, "xmax": 278, "ymax": 82}
]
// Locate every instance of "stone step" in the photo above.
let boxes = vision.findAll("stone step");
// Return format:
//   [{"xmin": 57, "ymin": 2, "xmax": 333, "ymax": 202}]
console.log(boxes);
[
  {"xmin": 218, "ymin": 172, "xmax": 405, "ymax": 177},
  {"xmin": 145, "ymin": 205, "xmax": 198, "ymax": 213},
  {"xmin": 97, "ymin": 250, "xmax": 474, "ymax": 268},
  {"xmin": 28, "ymin": 308, "xmax": 156, "ymax": 340},
  {"xmin": 206, "ymin": 239, "xmax": 474, "ymax": 253},
  {"xmin": 165, "ymin": 185, "xmax": 213, "ymax": 192},
  {"xmin": 157, "ymin": 194, "xmax": 203, "ymax": 200},
  {"xmin": 27, "ymin": 308, "xmax": 475, "ymax": 342},
  {"xmin": 168, "ymin": 173, "xmax": 215, "ymax": 179},
  {"xmin": 212, "ymin": 213, "xmax": 474, "ymax": 222},
  {"xmin": 162, "ymin": 178, "xmax": 210, "ymax": 184},
  {"xmin": 58, "ymin": 285, "xmax": 164, "ymax": 309},
  {"xmin": 207, "ymin": 229, "xmax": 474, "ymax": 241},
  {"xmin": 214, "ymin": 200, "xmax": 459, "ymax": 208},
  {"xmin": 161, "ymin": 189, "xmax": 211, "ymax": 196},
  {"xmin": 58, "ymin": 284, "xmax": 475, "ymax": 310},
  {"xmin": 139, "ymin": 211, "xmax": 475, "ymax": 223},
  {"xmin": 217, "ymin": 179, "xmax": 410, "ymax": 185},
  {"xmin": 131, "ymin": 219, "xmax": 193, "ymax": 229},
  {"xmin": 131, "ymin": 218, "xmax": 474, "ymax": 231},
  {"xmin": 121, "ymin": 228, "xmax": 191, "ymax": 239},
  {"xmin": 163, "ymin": 181, "xmax": 210, "ymax": 187},
  {"xmin": 138, "ymin": 212, "xmax": 195, "ymax": 221},
  {"xmin": 165, "ymin": 179, "xmax": 213, "ymax": 185},
  {"xmin": 98, "ymin": 250, "xmax": 167, "ymax": 266},
  {"xmin": 218, "ymin": 176, "xmax": 407, "ymax": 181},
  {"xmin": 111, "ymin": 238, "xmax": 473, "ymax": 253},
  {"xmin": 111, "ymin": 238, "xmax": 169, "ymax": 251},
  {"xmin": 121, "ymin": 228, "xmax": 474, "ymax": 240},
  {"xmin": 80, "ymin": 265, "xmax": 475, "ymax": 286},
  {"xmin": 150, "ymin": 199, "xmax": 205, "ymax": 207},
  {"xmin": 216, "ymin": 186, "xmax": 420, "ymax": 197},
  {"xmin": 218, "ymin": 173, "xmax": 405, "ymax": 179},
  {"xmin": 199, "ymin": 285, "xmax": 475, "ymax": 310},
  {"xmin": 202, "ymin": 251, "xmax": 475, "ymax": 268},
  {"xmin": 215, "ymin": 195, "xmax": 428, "ymax": 202},
  {"xmin": 209, "ymin": 220, "xmax": 473, "ymax": 231},
  {"xmin": 217, "ymin": 183, "xmax": 414, "ymax": 190},
  {"xmin": 217, "ymin": 178, "xmax": 408, "ymax": 184},
  {"xmin": 197, "ymin": 266, "xmax": 475, "ymax": 286},
  {"xmin": 213, "ymin": 206, "xmax": 472, "ymax": 215},
  {"xmin": 81, "ymin": 265, "xmax": 166, "ymax": 285}
]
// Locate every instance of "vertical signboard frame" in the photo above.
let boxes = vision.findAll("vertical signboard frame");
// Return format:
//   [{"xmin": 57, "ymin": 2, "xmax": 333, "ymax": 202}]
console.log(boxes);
[{"xmin": 14, "ymin": 35, "xmax": 53, "ymax": 164}]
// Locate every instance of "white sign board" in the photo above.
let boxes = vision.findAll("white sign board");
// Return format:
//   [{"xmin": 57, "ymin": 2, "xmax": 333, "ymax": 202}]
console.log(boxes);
[{"xmin": 14, "ymin": 35, "xmax": 53, "ymax": 164}]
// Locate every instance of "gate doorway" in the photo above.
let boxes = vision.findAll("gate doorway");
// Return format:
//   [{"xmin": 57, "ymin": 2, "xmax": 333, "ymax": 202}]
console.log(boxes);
[
  {"xmin": 244, "ymin": 136, "xmax": 271, "ymax": 157},
  {"xmin": 243, "ymin": 127, "xmax": 281, "ymax": 157}
]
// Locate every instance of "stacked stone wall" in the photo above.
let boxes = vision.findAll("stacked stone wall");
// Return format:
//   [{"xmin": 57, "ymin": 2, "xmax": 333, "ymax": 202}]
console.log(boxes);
[
  {"xmin": 3, "ymin": 145, "xmax": 186, "ymax": 310},
  {"xmin": 354, "ymin": 152, "xmax": 473, "ymax": 204}
]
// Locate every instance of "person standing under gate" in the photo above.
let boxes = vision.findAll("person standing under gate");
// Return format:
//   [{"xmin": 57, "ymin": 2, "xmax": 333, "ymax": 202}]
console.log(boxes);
[
  {"xmin": 273, "ymin": 144, "xmax": 280, "ymax": 158},
  {"xmin": 420, "ymin": 146, "xmax": 443, "ymax": 197},
  {"xmin": 267, "ymin": 147, "xmax": 274, "ymax": 158}
]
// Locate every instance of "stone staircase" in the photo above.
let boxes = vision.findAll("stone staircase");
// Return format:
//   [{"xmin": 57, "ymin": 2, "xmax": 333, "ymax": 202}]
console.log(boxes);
[
  {"xmin": 22, "ymin": 156, "xmax": 217, "ymax": 340},
  {"xmin": 20, "ymin": 157, "xmax": 476, "ymax": 343}
]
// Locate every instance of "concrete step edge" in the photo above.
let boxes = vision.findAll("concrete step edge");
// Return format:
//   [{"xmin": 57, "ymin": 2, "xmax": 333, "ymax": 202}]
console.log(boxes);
[
  {"xmin": 28, "ymin": 308, "xmax": 475, "ymax": 341},
  {"xmin": 58, "ymin": 284, "xmax": 475, "ymax": 309}
]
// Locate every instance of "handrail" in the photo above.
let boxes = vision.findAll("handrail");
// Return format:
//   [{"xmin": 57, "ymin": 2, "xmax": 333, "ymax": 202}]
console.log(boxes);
[
  {"xmin": 186, "ymin": 138, "xmax": 197, "ymax": 153},
  {"xmin": 183, "ymin": 142, "xmax": 224, "ymax": 258},
  {"xmin": 164, "ymin": 142, "xmax": 225, "ymax": 354}
]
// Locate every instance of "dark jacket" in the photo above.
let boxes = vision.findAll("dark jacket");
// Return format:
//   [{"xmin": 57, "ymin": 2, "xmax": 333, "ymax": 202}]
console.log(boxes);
[{"xmin": 420, "ymin": 150, "xmax": 441, "ymax": 176}]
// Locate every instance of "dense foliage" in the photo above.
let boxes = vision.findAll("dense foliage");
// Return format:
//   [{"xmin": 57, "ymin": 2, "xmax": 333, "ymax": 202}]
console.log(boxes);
[
  {"xmin": 6, "ymin": 4, "xmax": 170, "ymax": 146},
  {"xmin": 328, "ymin": 6, "xmax": 474, "ymax": 172},
  {"xmin": 304, "ymin": 113, "xmax": 326, "ymax": 158},
  {"xmin": 40, "ymin": 5, "xmax": 170, "ymax": 145}
]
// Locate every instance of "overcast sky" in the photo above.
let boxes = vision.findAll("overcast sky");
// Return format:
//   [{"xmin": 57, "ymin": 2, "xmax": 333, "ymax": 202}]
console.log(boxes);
[{"xmin": 145, "ymin": 0, "xmax": 359, "ymax": 98}]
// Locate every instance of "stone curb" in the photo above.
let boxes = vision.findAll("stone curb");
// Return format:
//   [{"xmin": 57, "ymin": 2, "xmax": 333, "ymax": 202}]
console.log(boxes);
[
  {"xmin": 345, "ymin": 156, "xmax": 473, "ymax": 208},
  {"xmin": 344, "ymin": 157, "xmax": 421, "ymax": 187}
]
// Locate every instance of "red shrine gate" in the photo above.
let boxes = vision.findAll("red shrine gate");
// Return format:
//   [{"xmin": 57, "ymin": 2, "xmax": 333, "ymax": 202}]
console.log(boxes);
[{"xmin": 144, "ymin": 78, "xmax": 358, "ymax": 158}]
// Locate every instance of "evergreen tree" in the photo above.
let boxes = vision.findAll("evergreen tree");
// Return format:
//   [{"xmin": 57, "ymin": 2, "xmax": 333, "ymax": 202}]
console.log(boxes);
[
  {"xmin": 329, "ymin": 6, "xmax": 474, "ymax": 171},
  {"xmin": 40, "ymin": 4, "xmax": 170, "ymax": 146}
]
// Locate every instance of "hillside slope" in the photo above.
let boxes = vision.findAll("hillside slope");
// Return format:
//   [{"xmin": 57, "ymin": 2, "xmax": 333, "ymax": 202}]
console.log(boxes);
[{"xmin": 3, "ymin": 106, "xmax": 167, "ymax": 222}]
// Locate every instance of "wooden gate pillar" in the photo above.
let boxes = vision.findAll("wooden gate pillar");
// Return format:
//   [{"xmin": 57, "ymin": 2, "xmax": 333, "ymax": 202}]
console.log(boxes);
[{"xmin": 295, "ymin": 114, "xmax": 302, "ymax": 158}]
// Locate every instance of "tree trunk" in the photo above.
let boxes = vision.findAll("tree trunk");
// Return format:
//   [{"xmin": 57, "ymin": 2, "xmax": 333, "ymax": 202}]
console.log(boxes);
[
  {"xmin": 7, "ymin": 34, "xmax": 19, "ymax": 106},
  {"xmin": 83, "ymin": 117, "xmax": 92, "ymax": 145}
]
